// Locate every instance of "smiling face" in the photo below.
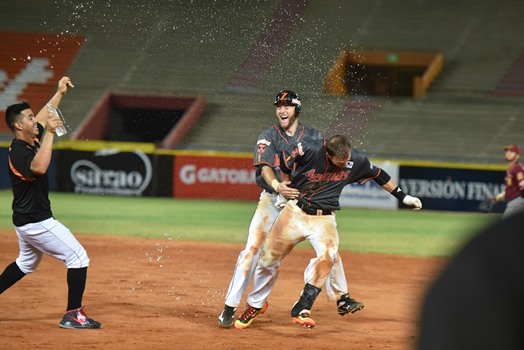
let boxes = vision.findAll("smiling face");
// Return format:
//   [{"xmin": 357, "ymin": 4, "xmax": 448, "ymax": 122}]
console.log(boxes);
[
  {"xmin": 15, "ymin": 109, "xmax": 39, "ymax": 141},
  {"xmin": 275, "ymin": 103, "xmax": 298, "ymax": 132}
]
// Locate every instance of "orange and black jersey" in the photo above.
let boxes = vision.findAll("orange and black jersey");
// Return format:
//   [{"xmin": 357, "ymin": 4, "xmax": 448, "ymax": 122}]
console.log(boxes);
[
  {"xmin": 280, "ymin": 137, "xmax": 380, "ymax": 211},
  {"xmin": 253, "ymin": 122, "xmax": 322, "ymax": 194},
  {"xmin": 8, "ymin": 123, "xmax": 52, "ymax": 226}
]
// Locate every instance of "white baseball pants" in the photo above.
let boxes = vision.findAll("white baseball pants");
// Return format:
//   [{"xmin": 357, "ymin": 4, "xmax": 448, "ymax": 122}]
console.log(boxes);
[
  {"xmin": 247, "ymin": 200, "xmax": 347, "ymax": 309},
  {"xmin": 14, "ymin": 217, "xmax": 90, "ymax": 274}
]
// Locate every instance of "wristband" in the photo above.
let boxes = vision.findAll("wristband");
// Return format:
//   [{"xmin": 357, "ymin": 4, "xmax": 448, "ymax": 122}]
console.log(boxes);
[
  {"xmin": 391, "ymin": 186, "xmax": 407, "ymax": 201},
  {"xmin": 271, "ymin": 179, "xmax": 280, "ymax": 192}
]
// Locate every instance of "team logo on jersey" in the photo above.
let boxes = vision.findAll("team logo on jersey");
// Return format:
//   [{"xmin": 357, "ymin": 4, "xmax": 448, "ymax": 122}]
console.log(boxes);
[
  {"xmin": 304, "ymin": 169, "xmax": 349, "ymax": 182},
  {"xmin": 346, "ymin": 161, "xmax": 354, "ymax": 168},
  {"xmin": 257, "ymin": 139, "xmax": 271, "ymax": 154},
  {"xmin": 289, "ymin": 142, "xmax": 304, "ymax": 159},
  {"xmin": 297, "ymin": 142, "xmax": 304, "ymax": 156}
]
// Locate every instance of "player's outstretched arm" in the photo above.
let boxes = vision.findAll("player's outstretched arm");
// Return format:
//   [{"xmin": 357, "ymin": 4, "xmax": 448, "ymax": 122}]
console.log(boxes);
[
  {"xmin": 374, "ymin": 169, "xmax": 422, "ymax": 210},
  {"xmin": 31, "ymin": 110, "xmax": 62, "ymax": 175},
  {"xmin": 35, "ymin": 76, "xmax": 74, "ymax": 126},
  {"xmin": 492, "ymin": 191, "xmax": 505, "ymax": 203}
]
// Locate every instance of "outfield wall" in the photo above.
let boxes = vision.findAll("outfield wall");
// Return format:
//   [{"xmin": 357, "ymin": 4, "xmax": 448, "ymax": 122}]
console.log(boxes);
[{"xmin": 0, "ymin": 141, "xmax": 507, "ymax": 213}]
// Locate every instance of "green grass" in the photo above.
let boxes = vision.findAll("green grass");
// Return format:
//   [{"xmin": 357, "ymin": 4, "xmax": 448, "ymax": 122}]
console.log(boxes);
[{"xmin": 0, "ymin": 190, "xmax": 498, "ymax": 257}]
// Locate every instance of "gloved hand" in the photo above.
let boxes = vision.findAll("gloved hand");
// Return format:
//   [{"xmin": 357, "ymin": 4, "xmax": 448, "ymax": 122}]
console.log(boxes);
[
  {"xmin": 274, "ymin": 193, "xmax": 288, "ymax": 208},
  {"xmin": 403, "ymin": 195, "xmax": 422, "ymax": 210}
]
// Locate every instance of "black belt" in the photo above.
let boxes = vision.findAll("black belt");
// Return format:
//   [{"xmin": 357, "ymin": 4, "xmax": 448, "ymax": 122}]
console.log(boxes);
[{"xmin": 296, "ymin": 200, "xmax": 332, "ymax": 216}]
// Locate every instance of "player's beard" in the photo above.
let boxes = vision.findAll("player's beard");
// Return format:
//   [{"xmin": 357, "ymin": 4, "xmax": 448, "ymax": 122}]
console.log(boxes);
[{"xmin": 278, "ymin": 113, "xmax": 297, "ymax": 132}]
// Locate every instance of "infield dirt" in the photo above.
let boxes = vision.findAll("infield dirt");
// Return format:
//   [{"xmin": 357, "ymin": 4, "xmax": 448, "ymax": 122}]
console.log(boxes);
[{"xmin": 0, "ymin": 230, "xmax": 445, "ymax": 350}]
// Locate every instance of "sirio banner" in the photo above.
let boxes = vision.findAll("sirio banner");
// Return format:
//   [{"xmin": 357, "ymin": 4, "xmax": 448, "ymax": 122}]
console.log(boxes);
[{"xmin": 56, "ymin": 148, "xmax": 156, "ymax": 196}]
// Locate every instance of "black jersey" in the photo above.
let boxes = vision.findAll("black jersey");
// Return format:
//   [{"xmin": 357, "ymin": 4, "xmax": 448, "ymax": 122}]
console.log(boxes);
[
  {"xmin": 8, "ymin": 123, "xmax": 53, "ymax": 226},
  {"xmin": 280, "ymin": 137, "xmax": 381, "ymax": 211},
  {"xmin": 253, "ymin": 123, "xmax": 322, "ymax": 194}
]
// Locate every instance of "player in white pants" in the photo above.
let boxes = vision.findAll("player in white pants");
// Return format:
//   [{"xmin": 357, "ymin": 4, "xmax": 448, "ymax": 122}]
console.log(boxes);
[
  {"xmin": 219, "ymin": 91, "xmax": 360, "ymax": 328},
  {"xmin": 0, "ymin": 77, "xmax": 100, "ymax": 329},
  {"xmin": 14, "ymin": 218, "xmax": 90, "ymax": 274},
  {"xmin": 236, "ymin": 135, "xmax": 422, "ymax": 329}
]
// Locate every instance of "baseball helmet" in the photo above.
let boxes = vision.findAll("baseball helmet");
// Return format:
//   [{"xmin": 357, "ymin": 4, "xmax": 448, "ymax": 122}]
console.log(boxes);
[{"xmin": 274, "ymin": 90, "xmax": 301, "ymax": 112}]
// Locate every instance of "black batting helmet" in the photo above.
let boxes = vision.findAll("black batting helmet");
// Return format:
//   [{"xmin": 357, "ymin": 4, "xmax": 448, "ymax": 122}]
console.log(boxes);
[{"xmin": 274, "ymin": 90, "xmax": 301, "ymax": 112}]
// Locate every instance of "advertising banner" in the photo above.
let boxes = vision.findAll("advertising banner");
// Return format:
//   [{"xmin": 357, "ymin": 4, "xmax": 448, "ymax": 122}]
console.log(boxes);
[
  {"xmin": 56, "ymin": 148, "xmax": 156, "ymax": 196},
  {"xmin": 173, "ymin": 155, "xmax": 260, "ymax": 200},
  {"xmin": 399, "ymin": 166, "xmax": 505, "ymax": 212},
  {"xmin": 339, "ymin": 162, "xmax": 399, "ymax": 209}
]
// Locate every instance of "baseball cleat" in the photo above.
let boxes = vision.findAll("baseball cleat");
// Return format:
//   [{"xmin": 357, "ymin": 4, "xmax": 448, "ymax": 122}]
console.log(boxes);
[
  {"xmin": 218, "ymin": 305, "xmax": 236, "ymax": 328},
  {"xmin": 59, "ymin": 306, "xmax": 101, "ymax": 329},
  {"xmin": 292, "ymin": 311, "xmax": 315, "ymax": 328},
  {"xmin": 337, "ymin": 294, "xmax": 364, "ymax": 316},
  {"xmin": 234, "ymin": 301, "xmax": 268, "ymax": 330}
]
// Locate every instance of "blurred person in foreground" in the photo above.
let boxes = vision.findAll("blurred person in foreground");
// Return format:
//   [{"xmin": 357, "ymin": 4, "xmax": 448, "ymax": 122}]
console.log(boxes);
[
  {"xmin": 0, "ymin": 77, "xmax": 101, "ymax": 329},
  {"xmin": 417, "ymin": 210, "xmax": 524, "ymax": 349},
  {"xmin": 492, "ymin": 144, "xmax": 524, "ymax": 218}
]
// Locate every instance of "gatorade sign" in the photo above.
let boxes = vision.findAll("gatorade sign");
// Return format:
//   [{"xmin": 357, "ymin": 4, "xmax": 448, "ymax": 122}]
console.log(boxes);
[
  {"xmin": 0, "ymin": 32, "xmax": 84, "ymax": 131},
  {"xmin": 174, "ymin": 155, "xmax": 260, "ymax": 200}
]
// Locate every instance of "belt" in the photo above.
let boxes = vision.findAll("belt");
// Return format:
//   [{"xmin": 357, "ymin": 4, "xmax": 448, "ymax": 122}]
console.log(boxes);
[{"xmin": 296, "ymin": 200, "xmax": 332, "ymax": 216}]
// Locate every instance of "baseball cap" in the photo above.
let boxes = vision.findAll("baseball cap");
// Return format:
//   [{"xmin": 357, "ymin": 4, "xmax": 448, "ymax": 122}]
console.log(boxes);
[{"xmin": 504, "ymin": 144, "xmax": 521, "ymax": 155}]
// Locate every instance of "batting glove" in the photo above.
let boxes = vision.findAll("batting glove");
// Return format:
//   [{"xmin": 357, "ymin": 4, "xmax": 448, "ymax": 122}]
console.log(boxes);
[{"xmin": 403, "ymin": 195, "xmax": 422, "ymax": 210}]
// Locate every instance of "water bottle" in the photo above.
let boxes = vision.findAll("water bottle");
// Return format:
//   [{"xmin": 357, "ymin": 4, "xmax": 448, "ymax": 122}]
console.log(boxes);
[{"xmin": 46, "ymin": 104, "xmax": 67, "ymax": 137}]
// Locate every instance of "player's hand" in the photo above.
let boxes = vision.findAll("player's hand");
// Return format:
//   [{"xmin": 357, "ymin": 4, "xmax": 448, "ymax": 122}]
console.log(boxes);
[
  {"xmin": 277, "ymin": 181, "xmax": 300, "ymax": 200},
  {"xmin": 493, "ymin": 192, "xmax": 504, "ymax": 203},
  {"xmin": 45, "ymin": 114, "xmax": 63, "ymax": 134},
  {"xmin": 45, "ymin": 107, "xmax": 62, "ymax": 134},
  {"xmin": 58, "ymin": 76, "xmax": 74, "ymax": 94},
  {"xmin": 274, "ymin": 194, "xmax": 288, "ymax": 208},
  {"xmin": 403, "ymin": 195, "xmax": 422, "ymax": 210}
]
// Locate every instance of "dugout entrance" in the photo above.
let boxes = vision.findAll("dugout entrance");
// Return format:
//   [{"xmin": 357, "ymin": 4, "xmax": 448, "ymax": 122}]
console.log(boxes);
[{"xmin": 73, "ymin": 93, "xmax": 206, "ymax": 149}]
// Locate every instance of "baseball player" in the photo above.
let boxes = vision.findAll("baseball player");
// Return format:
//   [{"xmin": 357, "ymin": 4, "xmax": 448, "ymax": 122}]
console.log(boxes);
[
  {"xmin": 0, "ymin": 77, "xmax": 100, "ymax": 329},
  {"xmin": 492, "ymin": 144, "xmax": 524, "ymax": 218},
  {"xmin": 219, "ymin": 91, "xmax": 363, "ymax": 328},
  {"xmin": 236, "ymin": 135, "xmax": 422, "ymax": 328}
]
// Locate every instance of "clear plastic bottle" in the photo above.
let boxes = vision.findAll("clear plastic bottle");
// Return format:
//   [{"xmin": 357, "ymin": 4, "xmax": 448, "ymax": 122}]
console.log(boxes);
[{"xmin": 46, "ymin": 104, "xmax": 67, "ymax": 137}]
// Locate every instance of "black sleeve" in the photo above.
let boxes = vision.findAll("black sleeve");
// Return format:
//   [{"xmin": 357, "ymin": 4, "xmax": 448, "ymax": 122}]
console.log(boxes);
[
  {"xmin": 9, "ymin": 142, "xmax": 36, "ymax": 180},
  {"xmin": 373, "ymin": 168, "xmax": 392, "ymax": 186},
  {"xmin": 350, "ymin": 149, "xmax": 380, "ymax": 184}
]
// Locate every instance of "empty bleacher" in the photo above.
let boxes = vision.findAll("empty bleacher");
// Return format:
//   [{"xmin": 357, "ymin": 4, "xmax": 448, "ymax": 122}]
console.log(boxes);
[{"xmin": 1, "ymin": 0, "xmax": 523, "ymax": 163}]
